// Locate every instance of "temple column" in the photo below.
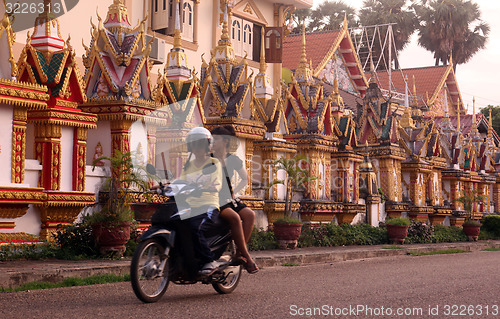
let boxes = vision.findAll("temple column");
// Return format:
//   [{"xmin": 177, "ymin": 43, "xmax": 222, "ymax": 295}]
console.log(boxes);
[
  {"xmin": 35, "ymin": 124, "xmax": 62, "ymax": 190},
  {"xmin": 379, "ymin": 158, "xmax": 397, "ymax": 201},
  {"xmin": 110, "ymin": 120, "xmax": 133, "ymax": 183},
  {"xmin": 193, "ymin": 0, "xmax": 199, "ymax": 45},
  {"xmin": 244, "ymin": 140, "xmax": 254, "ymax": 197},
  {"xmin": 72, "ymin": 127, "xmax": 88, "ymax": 192},
  {"xmin": 147, "ymin": 127, "xmax": 157, "ymax": 165},
  {"xmin": 11, "ymin": 107, "xmax": 28, "ymax": 184},
  {"xmin": 493, "ymin": 180, "xmax": 500, "ymax": 213}
]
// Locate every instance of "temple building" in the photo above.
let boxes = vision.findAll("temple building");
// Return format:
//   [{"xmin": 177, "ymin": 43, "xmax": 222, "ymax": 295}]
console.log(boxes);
[{"xmin": 1, "ymin": 0, "xmax": 500, "ymax": 241}]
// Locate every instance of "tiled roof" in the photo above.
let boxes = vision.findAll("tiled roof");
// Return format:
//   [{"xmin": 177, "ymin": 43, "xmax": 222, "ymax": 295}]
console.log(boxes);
[
  {"xmin": 375, "ymin": 66, "xmax": 449, "ymax": 108},
  {"xmin": 282, "ymin": 30, "xmax": 340, "ymax": 71}
]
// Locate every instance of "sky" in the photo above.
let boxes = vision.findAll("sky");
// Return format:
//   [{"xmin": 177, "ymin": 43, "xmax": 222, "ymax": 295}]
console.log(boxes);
[{"xmin": 312, "ymin": 0, "xmax": 500, "ymax": 113}]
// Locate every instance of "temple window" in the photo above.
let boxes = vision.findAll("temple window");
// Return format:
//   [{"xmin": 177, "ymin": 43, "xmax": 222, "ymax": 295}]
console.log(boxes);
[
  {"xmin": 150, "ymin": 0, "xmax": 195, "ymax": 42},
  {"xmin": 182, "ymin": 1, "xmax": 193, "ymax": 42},
  {"xmin": 231, "ymin": 16, "xmax": 262, "ymax": 62}
]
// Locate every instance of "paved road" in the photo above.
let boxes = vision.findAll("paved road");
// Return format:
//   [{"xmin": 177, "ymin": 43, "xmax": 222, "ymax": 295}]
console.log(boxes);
[{"xmin": 1, "ymin": 250, "xmax": 499, "ymax": 319}]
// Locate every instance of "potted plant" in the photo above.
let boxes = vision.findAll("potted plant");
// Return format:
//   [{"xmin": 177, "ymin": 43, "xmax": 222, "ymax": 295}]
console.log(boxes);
[
  {"xmin": 454, "ymin": 189, "xmax": 486, "ymax": 241},
  {"xmin": 90, "ymin": 151, "xmax": 153, "ymax": 256},
  {"xmin": 270, "ymin": 155, "xmax": 317, "ymax": 249},
  {"xmin": 385, "ymin": 217, "xmax": 411, "ymax": 244}
]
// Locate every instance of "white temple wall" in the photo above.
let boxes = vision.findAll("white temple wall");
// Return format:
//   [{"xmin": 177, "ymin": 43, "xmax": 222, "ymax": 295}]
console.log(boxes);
[
  {"xmin": 87, "ymin": 121, "xmax": 111, "ymax": 165},
  {"xmin": 60, "ymin": 127, "xmax": 74, "ymax": 191},
  {"xmin": 0, "ymin": 105, "xmax": 13, "ymax": 185}
]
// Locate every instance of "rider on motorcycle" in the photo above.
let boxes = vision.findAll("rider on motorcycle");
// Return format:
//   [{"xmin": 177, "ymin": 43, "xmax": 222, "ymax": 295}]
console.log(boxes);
[{"xmin": 178, "ymin": 127, "xmax": 225, "ymax": 275}]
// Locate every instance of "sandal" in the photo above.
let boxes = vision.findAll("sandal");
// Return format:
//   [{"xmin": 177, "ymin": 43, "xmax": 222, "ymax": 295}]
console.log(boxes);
[
  {"xmin": 245, "ymin": 261, "xmax": 259, "ymax": 274},
  {"xmin": 230, "ymin": 256, "xmax": 247, "ymax": 266}
]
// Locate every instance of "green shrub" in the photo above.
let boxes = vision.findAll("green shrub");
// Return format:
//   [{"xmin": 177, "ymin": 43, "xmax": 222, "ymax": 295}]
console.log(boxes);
[
  {"xmin": 53, "ymin": 222, "xmax": 98, "ymax": 259},
  {"xmin": 274, "ymin": 216, "xmax": 302, "ymax": 224},
  {"xmin": 406, "ymin": 220, "xmax": 433, "ymax": 244},
  {"xmin": 431, "ymin": 224, "xmax": 467, "ymax": 243},
  {"xmin": 385, "ymin": 217, "xmax": 411, "ymax": 226},
  {"xmin": 481, "ymin": 215, "xmax": 500, "ymax": 238},
  {"xmin": 298, "ymin": 223, "xmax": 388, "ymax": 248},
  {"xmin": 0, "ymin": 243, "xmax": 59, "ymax": 261},
  {"xmin": 248, "ymin": 228, "xmax": 279, "ymax": 251}
]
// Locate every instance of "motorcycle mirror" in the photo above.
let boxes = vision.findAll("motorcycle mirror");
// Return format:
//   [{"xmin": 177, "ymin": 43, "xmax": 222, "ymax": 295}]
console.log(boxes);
[
  {"xmin": 146, "ymin": 164, "xmax": 157, "ymax": 176},
  {"xmin": 202, "ymin": 164, "xmax": 217, "ymax": 175}
]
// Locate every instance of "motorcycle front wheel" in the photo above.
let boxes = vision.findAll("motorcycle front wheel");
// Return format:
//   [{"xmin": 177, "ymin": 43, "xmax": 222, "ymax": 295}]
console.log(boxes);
[{"xmin": 130, "ymin": 238, "xmax": 170, "ymax": 303}]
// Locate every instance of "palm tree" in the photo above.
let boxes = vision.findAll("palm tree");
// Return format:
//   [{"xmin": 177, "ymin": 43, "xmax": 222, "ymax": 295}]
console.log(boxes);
[
  {"xmin": 309, "ymin": 1, "xmax": 358, "ymax": 32},
  {"xmin": 415, "ymin": 0, "xmax": 490, "ymax": 70},
  {"xmin": 271, "ymin": 155, "xmax": 317, "ymax": 218},
  {"xmin": 289, "ymin": 8, "xmax": 312, "ymax": 34},
  {"xmin": 358, "ymin": 0, "xmax": 418, "ymax": 69},
  {"xmin": 454, "ymin": 188, "xmax": 486, "ymax": 221}
]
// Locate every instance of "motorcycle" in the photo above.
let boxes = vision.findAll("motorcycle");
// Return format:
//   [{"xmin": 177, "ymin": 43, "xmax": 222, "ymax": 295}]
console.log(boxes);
[{"xmin": 130, "ymin": 164, "xmax": 243, "ymax": 303}]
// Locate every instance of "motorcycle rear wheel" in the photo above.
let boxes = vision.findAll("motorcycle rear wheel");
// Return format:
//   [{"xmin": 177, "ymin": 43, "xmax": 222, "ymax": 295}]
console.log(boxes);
[
  {"xmin": 212, "ymin": 241, "xmax": 242, "ymax": 294},
  {"xmin": 130, "ymin": 239, "xmax": 170, "ymax": 303}
]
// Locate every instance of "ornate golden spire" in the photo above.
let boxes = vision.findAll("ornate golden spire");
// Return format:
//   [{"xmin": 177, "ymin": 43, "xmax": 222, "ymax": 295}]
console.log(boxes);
[
  {"xmin": 31, "ymin": 0, "xmax": 64, "ymax": 51},
  {"xmin": 104, "ymin": 0, "xmax": 132, "ymax": 30},
  {"xmin": 294, "ymin": 23, "xmax": 313, "ymax": 84},
  {"xmin": 471, "ymin": 96, "xmax": 479, "ymax": 135},
  {"xmin": 412, "ymin": 75, "xmax": 418, "ymax": 107},
  {"xmin": 259, "ymin": 27, "xmax": 266, "ymax": 74},
  {"xmin": 488, "ymin": 106, "xmax": 493, "ymax": 140},
  {"xmin": 213, "ymin": 1, "xmax": 235, "ymax": 63},
  {"xmin": 165, "ymin": 0, "xmax": 190, "ymax": 81},
  {"xmin": 254, "ymin": 27, "xmax": 272, "ymax": 99}
]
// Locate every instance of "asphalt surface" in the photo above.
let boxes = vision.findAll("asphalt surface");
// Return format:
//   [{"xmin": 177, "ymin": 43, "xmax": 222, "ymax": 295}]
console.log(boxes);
[
  {"xmin": 1, "ymin": 240, "xmax": 499, "ymax": 290},
  {"xmin": 1, "ymin": 250, "xmax": 500, "ymax": 318}
]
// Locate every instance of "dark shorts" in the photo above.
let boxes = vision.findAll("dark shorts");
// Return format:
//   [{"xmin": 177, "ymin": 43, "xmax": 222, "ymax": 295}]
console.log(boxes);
[{"xmin": 220, "ymin": 198, "xmax": 247, "ymax": 213}]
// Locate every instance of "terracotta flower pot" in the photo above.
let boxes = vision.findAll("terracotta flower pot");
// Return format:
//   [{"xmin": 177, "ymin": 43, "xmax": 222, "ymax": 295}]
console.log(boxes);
[
  {"xmin": 131, "ymin": 203, "xmax": 159, "ymax": 222},
  {"xmin": 92, "ymin": 222, "xmax": 132, "ymax": 256},
  {"xmin": 273, "ymin": 222, "xmax": 302, "ymax": 249},
  {"xmin": 462, "ymin": 224, "xmax": 481, "ymax": 241},
  {"xmin": 386, "ymin": 224, "xmax": 408, "ymax": 244}
]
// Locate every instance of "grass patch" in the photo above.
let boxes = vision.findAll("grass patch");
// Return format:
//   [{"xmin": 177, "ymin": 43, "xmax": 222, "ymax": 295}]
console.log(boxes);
[
  {"xmin": 282, "ymin": 263, "xmax": 300, "ymax": 267},
  {"xmin": 0, "ymin": 273, "xmax": 130, "ymax": 292},
  {"xmin": 482, "ymin": 247, "xmax": 500, "ymax": 251},
  {"xmin": 382, "ymin": 245, "xmax": 404, "ymax": 250},
  {"xmin": 408, "ymin": 248, "xmax": 470, "ymax": 256}
]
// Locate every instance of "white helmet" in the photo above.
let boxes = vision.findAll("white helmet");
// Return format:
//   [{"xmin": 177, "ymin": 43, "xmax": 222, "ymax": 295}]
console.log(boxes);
[{"xmin": 186, "ymin": 127, "xmax": 213, "ymax": 152}]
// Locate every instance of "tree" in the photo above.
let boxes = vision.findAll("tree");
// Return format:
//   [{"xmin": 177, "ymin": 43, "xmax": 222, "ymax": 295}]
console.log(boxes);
[
  {"xmin": 480, "ymin": 105, "xmax": 500, "ymax": 137},
  {"xmin": 309, "ymin": 1, "xmax": 358, "ymax": 32},
  {"xmin": 454, "ymin": 188, "xmax": 486, "ymax": 221},
  {"xmin": 289, "ymin": 8, "xmax": 312, "ymax": 34},
  {"xmin": 415, "ymin": 0, "xmax": 490, "ymax": 70},
  {"xmin": 358, "ymin": 0, "xmax": 418, "ymax": 69}
]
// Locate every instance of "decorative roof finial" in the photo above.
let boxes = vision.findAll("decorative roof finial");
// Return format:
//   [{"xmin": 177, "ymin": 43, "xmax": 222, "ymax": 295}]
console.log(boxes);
[
  {"xmin": 259, "ymin": 27, "xmax": 266, "ymax": 74},
  {"xmin": 412, "ymin": 75, "xmax": 418, "ymax": 107},
  {"xmin": 165, "ymin": 0, "xmax": 190, "ymax": 80},
  {"xmin": 488, "ymin": 106, "xmax": 493, "ymax": 140},
  {"xmin": 293, "ymin": 23, "xmax": 313, "ymax": 84},
  {"xmin": 254, "ymin": 27, "xmax": 272, "ymax": 99},
  {"xmin": 173, "ymin": 0, "xmax": 182, "ymax": 49},
  {"xmin": 213, "ymin": 1, "xmax": 235, "ymax": 63},
  {"xmin": 471, "ymin": 96, "xmax": 479, "ymax": 135},
  {"xmin": 30, "ymin": 0, "xmax": 64, "ymax": 51},
  {"xmin": 300, "ymin": 23, "xmax": 307, "ymax": 64},
  {"xmin": 104, "ymin": 0, "xmax": 132, "ymax": 30}
]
